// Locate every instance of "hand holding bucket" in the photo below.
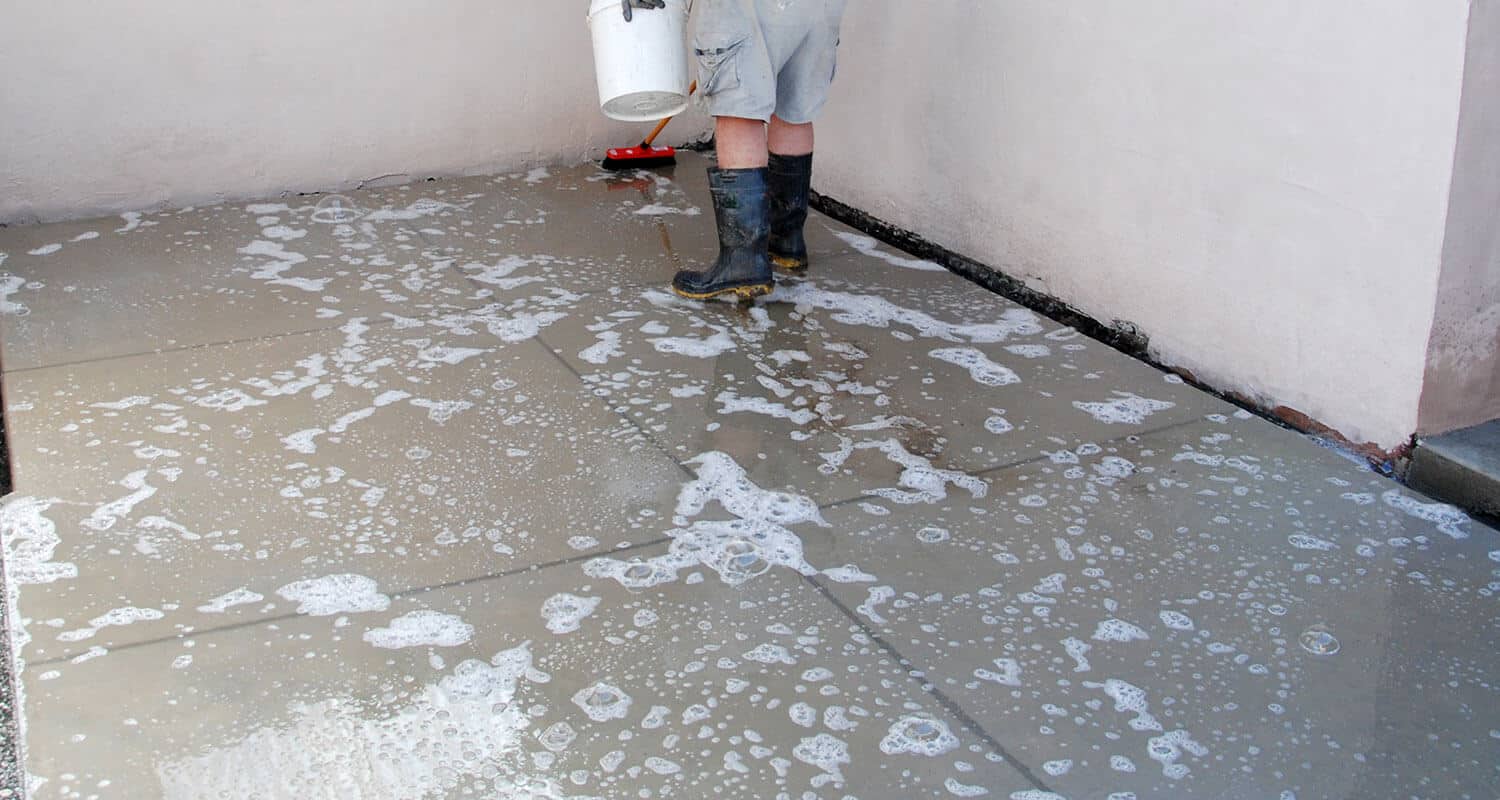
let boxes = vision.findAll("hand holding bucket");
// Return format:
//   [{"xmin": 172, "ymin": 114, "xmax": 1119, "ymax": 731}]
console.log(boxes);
[
  {"xmin": 587, "ymin": 0, "xmax": 691, "ymax": 122},
  {"xmin": 620, "ymin": 0, "xmax": 666, "ymax": 23}
]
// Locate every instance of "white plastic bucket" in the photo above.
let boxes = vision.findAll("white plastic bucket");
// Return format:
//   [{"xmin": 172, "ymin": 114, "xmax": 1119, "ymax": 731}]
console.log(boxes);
[{"xmin": 587, "ymin": 0, "xmax": 691, "ymax": 122}]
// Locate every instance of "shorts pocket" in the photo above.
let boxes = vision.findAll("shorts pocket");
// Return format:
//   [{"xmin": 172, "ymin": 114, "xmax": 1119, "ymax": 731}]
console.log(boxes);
[{"xmin": 694, "ymin": 32, "xmax": 746, "ymax": 97}]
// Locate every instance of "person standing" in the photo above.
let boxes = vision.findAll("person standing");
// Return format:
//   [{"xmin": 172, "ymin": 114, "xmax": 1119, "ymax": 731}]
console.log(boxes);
[{"xmin": 625, "ymin": 0, "xmax": 847, "ymax": 300}]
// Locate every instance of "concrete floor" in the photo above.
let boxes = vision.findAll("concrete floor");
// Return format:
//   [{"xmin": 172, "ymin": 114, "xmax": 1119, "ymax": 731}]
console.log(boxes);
[{"xmin": 0, "ymin": 152, "xmax": 1495, "ymax": 800}]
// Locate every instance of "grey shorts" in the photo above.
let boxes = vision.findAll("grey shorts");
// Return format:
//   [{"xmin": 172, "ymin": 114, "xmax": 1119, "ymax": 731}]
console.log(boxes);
[{"xmin": 690, "ymin": 0, "xmax": 848, "ymax": 124}]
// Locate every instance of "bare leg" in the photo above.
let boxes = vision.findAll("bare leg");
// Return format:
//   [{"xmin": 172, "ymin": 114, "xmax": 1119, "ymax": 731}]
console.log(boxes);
[
  {"xmin": 715, "ymin": 116, "xmax": 769, "ymax": 169},
  {"xmin": 768, "ymin": 115, "xmax": 814, "ymax": 156}
]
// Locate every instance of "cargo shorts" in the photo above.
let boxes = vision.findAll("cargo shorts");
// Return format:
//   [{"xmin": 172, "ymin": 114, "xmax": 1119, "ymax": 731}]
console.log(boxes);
[{"xmin": 690, "ymin": 0, "xmax": 848, "ymax": 124}]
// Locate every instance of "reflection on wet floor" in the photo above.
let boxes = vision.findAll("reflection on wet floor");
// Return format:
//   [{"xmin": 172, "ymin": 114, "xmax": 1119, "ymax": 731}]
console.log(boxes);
[{"xmin": 0, "ymin": 152, "xmax": 1494, "ymax": 799}]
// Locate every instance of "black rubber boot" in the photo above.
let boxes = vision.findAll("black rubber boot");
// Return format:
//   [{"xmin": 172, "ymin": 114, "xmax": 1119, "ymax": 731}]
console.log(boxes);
[
  {"xmin": 768, "ymin": 152, "xmax": 813, "ymax": 272},
  {"xmin": 672, "ymin": 167, "xmax": 774, "ymax": 301}
]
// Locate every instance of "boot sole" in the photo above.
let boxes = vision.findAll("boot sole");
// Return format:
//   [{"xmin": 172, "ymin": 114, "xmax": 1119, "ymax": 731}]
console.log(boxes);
[
  {"xmin": 672, "ymin": 282, "xmax": 774, "ymax": 301},
  {"xmin": 771, "ymin": 254, "xmax": 809, "ymax": 272}
]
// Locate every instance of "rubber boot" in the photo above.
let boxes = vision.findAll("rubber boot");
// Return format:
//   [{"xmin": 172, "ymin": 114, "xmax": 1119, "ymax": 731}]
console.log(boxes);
[
  {"xmin": 672, "ymin": 168, "xmax": 774, "ymax": 301},
  {"xmin": 768, "ymin": 152, "xmax": 813, "ymax": 272}
]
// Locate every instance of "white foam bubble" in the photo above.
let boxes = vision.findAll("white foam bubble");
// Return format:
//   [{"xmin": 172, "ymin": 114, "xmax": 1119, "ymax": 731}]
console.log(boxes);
[
  {"xmin": 415, "ymin": 345, "xmax": 486, "ymax": 366},
  {"xmin": 1158, "ymin": 611, "xmax": 1195, "ymax": 631},
  {"xmin": 793, "ymin": 733, "xmax": 850, "ymax": 787},
  {"xmin": 650, "ymin": 331, "xmax": 736, "ymax": 358},
  {"xmin": 644, "ymin": 756, "xmax": 682, "ymax": 775},
  {"xmin": 769, "ymin": 282, "xmax": 1043, "ymax": 343},
  {"xmin": 59, "ymin": 606, "xmax": 165, "ymax": 642},
  {"xmin": 1062, "ymin": 637, "xmax": 1092, "ymax": 672},
  {"xmin": 715, "ymin": 389, "xmax": 818, "ymax": 425},
  {"xmin": 466, "ymin": 255, "xmax": 550, "ymax": 287},
  {"xmin": 858, "ymin": 585, "xmax": 895, "ymax": 624},
  {"xmin": 572, "ymin": 682, "xmax": 632, "ymax": 722},
  {"xmin": 91, "ymin": 395, "xmax": 153, "ymax": 410},
  {"xmin": 191, "ymin": 388, "xmax": 267, "ymax": 412},
  {"xmin": 984, "ymin": 412, "xmax": 1014, "ymax": 434},
  {"xmin": 1, "ymin": 497, "xmax": 77, "ymax": 587},
  {"xmin": 483, "ymin": 309, "xmax": 567, "ymax": 343},
  {"xmin": 635, "ymin": 203, "xmax": 701, "ymax": 216},
  {"xmin": 158, "ymin": 644, "xmax": 537, "ymax": 799},
  {"xmin": 822, "ymin": 565, "xmax": 877, "ymax": 583},
  {"xmin": 880, "ymin": 716, "xmax": 959, "ymax": 757},
  {"xmin": 238, "ymin": 239, "xmax": 328, "ymax": 292},
  {"xmin": 1093, "ymin": 619, "xmax": 1150, "ymax": 643},
  {"xmin": 27, "ymin": 244, "xmax": 62, "ymax": 256},
  {"xmin": 1042, "ymin": 759, "xmax": 1072, "ymax": 776},
  {"xmin": 929, "ymin": 347, "xmax": 1021, "ymax": 387},
  {"xmin": 1073, "ymin": 392, "xmax": 1177, "ymax": 425},
  {"xmin": 116, "ymin": 211, "xmax": 145, "ymax": 233},
  {"xmin": 855, "ymin": 439, "xmax": 988, "ymax": 505},
  {"xmin": 262, "ymin": 225, "xmax": 306, "ymax": 241},
  {"xmin": 409, "ymin": 398, "xmax": 473, "ymax": 425},
  {"xmin": 197, "ymin": 588, "xmax": 264, "ymax": 614},
  {"xmin": 1088, "ymin": 678, "xmax": 1162, "ymax": 732},
  {"xmin": 1004, "ymin": 344, "xmax": 1051, "ymax": 359},
  {"xmin": 1147, "ymin": 728, "xmax": 1208, "ymax": 779},
  {"xmin": 364, "ymin": 199, "xmax": 460, "ymax": 221},
  {"xmin": 945, "ymin": 777, "xmax": 990, "ymax": 797},
  {"xmin": 834, "ymin": 231, "xmax": 946, "ymax": 272},
  {"xmin": 82, "ymin": 470, "xmax": 157, "ymax": 532},
  {"xmin": 975, "ymin": 657, "xmax": 1022, "ymax": 686},
  {"xmin": 0, "ymin": 274, "xmax": 29, "ymax": 316},
  {"xmin": 541, "ymin": 593, "xmax": 600, "ymax": 635},
  {"xmin": 363, "ymin": 611, "xmax": 474, "ymax": 649},
  {"xmin": 579, "ymin": 331, "xmax": 624, "ymax": 365},
  {"xmin": 917, "ymin": 526, "xmax": 951, "ymax": 544},
  {"xmin": 676, "ymin": 452, "xmax": 824, "ymax": 527},
  {"xmin": 276, "ymin": 574, "xmax": 390, "ymax": 617},
  {"xmin": 1381, "ymin": 490, "xmax": 1471, "ymax": 539},
  {"xmin": 744, "ymin": 643, "xmax": 797, "ymax": 665},
  {"xmin": 1287, "ymin": 534, "xmax": 1337, "ymax": 551}
]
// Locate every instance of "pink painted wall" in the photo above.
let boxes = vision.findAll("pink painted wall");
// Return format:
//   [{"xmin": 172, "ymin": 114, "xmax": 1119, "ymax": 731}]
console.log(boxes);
[{"xmin": 0, "ymin": 1, "xmax": 712, "ymax": 224}]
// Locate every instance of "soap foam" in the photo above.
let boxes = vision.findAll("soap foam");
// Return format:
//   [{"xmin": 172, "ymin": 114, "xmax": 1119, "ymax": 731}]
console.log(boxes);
[
  {"xmin": 363, "ymin": 611, "xmax": 475, "ymax": 649},
  {"xmin": 1093, "ymin": 619, "xmax": 1150, "ymax": 643},
  {"xmin": 197, "ymin": 588, "xmax": 265, "ymax": 614},
  {"xmin": 929, "ymin": 347, "xmax": 1021, "ymax": 387},
  {"xmin": 769, "ymin": 282, "xmax": 1043, "ymax": 344},
  {"xmin": 879, "ymin": 716, "xmax": 959, "ymax": 757},
  {"xmin": 833, "ymin": 231, "xmax": 946, "ymax": 272},
  {"xmin": 157, "ymin": 644, "xmax": 538, "ymax": 799},
  {"xmin": 650, "ymin": 331, "xmax": 736, "ymax": 359},
  {"xmin": 1381, "ymin": 490, "xmax": 1471, "ymax": 539},
  {"xmin": 541, "ymin": 593, "xmax": 600, "ymax": 635},
  {"xmin": 1073, "ymin": 392, "xmax": 1177, "ymax": 425},
  {"xmin": 276, "ymin": 574, "xmax": 390, "ymax": 617}
]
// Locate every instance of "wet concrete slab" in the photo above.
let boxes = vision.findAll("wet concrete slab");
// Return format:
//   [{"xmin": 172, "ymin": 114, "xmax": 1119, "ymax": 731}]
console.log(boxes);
[{"xmin": 0, "ymin": 152, "xmax": 1495, "ymax": 799}]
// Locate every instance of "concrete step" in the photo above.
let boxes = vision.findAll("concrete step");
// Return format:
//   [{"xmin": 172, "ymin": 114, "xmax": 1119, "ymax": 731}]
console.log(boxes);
[{"xmin": 1408, "ymin": 419, "xmax": 1500, "ymax": 517}]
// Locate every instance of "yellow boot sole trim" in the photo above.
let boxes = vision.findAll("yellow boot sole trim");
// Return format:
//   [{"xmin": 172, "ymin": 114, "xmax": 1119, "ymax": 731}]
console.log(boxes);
[
  {"xmin": 671, "ymin": 283, "xmax": 773, "ymax": 301},
  {"xmin": 771, "ymin": 254, "xmax": 809, "ymax": 271}
]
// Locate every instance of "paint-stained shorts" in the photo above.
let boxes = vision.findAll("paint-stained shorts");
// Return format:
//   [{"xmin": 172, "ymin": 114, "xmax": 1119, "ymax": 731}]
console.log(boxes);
[{"xmin": 690, "ymin": 0, "xmax": 848, "ymax": 124}]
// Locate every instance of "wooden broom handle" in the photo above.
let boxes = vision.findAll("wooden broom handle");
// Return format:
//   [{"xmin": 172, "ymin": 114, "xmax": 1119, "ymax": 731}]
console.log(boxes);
[{"xmin": 642, "ymin": 80, "xmax": 698, "ymax": 148}]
